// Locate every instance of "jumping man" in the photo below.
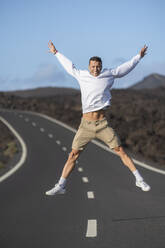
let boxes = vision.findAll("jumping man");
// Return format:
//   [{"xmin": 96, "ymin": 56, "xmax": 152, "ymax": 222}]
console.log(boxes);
[{"xmin": 45, "ymin": 41, "xmax": 151, "ymax": 195}]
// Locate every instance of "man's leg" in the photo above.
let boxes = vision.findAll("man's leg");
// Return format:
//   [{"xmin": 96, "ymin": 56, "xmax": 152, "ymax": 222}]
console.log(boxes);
[
  {"xmin": 113, "ymin": 146, "xmax": 137, "ymax": 172},
  {"xmin": 113, "ymin": 146, "xmax": 151, "ymax": 191},
  {"xmin": 45, "ymin": 117, "xmax": 93, "ymax": 196},
  {"xmin": 61, "ymin": 149, "xmax": 81, "ymax": 178},
  {"xmin": 45, "ymin": 149, "xmax": 81, "ymax": 195},
  {"xmin": 95, "ymin": 119, "xmax": 150, "ymax": 192}
]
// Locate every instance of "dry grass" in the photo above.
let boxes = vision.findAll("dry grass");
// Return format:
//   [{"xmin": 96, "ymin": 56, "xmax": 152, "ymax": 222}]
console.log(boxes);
[{"xmin": 4, "ymin": 141, "xmax": 18, "ymax": 158}]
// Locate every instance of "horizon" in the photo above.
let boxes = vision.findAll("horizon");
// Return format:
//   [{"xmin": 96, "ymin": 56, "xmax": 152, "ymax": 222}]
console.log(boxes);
[
  {"xmin": 0, "ymin": 73, "xmax": 165, "ymax": 92},
  {"xmin": 1, "ymin": 72, "xmax": 164, "ymax": 94},
  {"xmin": 1, "ymin": 72, "xmax": 164, "ymax": 93}
]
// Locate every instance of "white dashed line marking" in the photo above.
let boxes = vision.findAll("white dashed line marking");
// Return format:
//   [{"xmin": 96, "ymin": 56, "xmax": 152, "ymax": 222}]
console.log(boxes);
[
  {"xmin": 40, "ymin": 128, "xmax": 45, "ymax": 132},
  {"xmin": 86, "ymin": 220, "xmax": 97, "ymax": 237},
  {"xmin": 56, "ymin": 140, "xmax": 61, "ymax": 145},
  {"xmin": 62, "ymin": 147, "xmax": 67, "ymax": 151},
  {"xmin": 76, "ymin": 160, "xmax": 78, "ymax": 164},
  {"xmin": 82, "ymin": 177, "xmax": 89, "ymax": 183},
  {"xmin": 32, "ymin": 122, "xmax": 36, "ymax": 127},
  {"xmin": 19, "ymin": 115, "xmax": 23, "ymax": 118},
  {"xmin": 25, "ymin": 118, "xmax": 29, "ymax": 122},
  {"xmin": 48, "ymin": 134, "xmax": 53, "ymax": 138},
  {"xmin": 78, "ymin": 167, "xmax": 83, "ymax": 172},
  {"xmin": 87, "ymin": 191, "xmax": 95, "ymax": 199}
]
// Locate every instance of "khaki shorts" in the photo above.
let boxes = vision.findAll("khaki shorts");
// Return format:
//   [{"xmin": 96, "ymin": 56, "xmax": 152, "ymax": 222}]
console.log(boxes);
[{"xmin": 72, "ymin": 117, "xmax": 121, "ymax": 151}]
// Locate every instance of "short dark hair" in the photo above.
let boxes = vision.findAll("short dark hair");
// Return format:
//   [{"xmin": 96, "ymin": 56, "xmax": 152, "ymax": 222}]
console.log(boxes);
[{"xmin": 89, "ymin": 56, "xmax": 102, "ymax": 65}]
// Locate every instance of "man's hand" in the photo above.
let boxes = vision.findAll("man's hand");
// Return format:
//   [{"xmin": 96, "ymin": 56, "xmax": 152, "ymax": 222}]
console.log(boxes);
[
  {"xmin": 48, "ymin": 40, "xmax": 58, "ymax": 54},
  {"xmin": 140, "ymin": 45, "xmax": 148, "ymax": 58}
]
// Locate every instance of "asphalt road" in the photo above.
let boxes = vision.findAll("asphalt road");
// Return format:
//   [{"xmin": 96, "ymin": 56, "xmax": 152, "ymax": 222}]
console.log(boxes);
[{"xmin": 0, "ymin": 109, "xmax": 165, "ymax": 248}]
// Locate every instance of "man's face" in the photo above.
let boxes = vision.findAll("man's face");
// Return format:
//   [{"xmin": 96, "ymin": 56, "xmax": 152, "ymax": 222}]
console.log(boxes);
[{"xmin": 88, "ymin": 60, "xmax": 102, "ymax": 77}]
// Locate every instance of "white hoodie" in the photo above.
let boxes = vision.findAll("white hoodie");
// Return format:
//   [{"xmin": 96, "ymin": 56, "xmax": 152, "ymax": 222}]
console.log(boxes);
[{"xmin": 55, "ymin": 52, "xmax": 141, "ymax": 113}]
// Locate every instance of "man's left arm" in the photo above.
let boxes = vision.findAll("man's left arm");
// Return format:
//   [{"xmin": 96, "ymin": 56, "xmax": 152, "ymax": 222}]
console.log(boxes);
[{"xmin": 111, "ymin": 45, "xmax": 148, "ymax": 78}]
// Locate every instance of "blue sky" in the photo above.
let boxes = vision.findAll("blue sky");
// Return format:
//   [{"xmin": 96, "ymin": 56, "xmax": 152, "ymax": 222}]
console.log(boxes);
[{"xmin": 1, "ymin": 0, "xmax": 165, "ymax": 91}]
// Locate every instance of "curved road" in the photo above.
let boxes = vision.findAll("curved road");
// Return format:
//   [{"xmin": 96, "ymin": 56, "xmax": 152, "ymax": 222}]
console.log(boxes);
[{"xmin": 0, "ymin": 109, "xmax": 165, "ymax": 248}]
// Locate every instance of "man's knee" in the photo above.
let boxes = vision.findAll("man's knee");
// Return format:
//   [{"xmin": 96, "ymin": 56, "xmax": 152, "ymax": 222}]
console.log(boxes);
[
  {"xmin": 113, "ymin": 146, "xmax": 126, "ymax": 157},
  {"xmin": 68, "ymin": 149, "xmax": 81, "ymax": 162},
  {"xmin": 114, "ymin": 146, "xmax": 131, "ymax": 164}
]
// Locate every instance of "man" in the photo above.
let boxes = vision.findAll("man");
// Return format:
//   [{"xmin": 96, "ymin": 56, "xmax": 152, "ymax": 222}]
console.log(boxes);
[{"xmin": 46, "ymin": 41, "xmax": 151, "ymax": 195}]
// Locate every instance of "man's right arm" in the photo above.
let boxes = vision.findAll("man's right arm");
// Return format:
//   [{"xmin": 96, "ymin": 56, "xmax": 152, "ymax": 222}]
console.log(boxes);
[{"xmin": 48, "ymin": 41, "xmax": 80, "ymax": 78}]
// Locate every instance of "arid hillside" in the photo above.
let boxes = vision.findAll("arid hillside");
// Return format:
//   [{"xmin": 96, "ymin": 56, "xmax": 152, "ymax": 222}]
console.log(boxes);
[
  {"xmin": 0, "ymin": 86, "xmax": 165, "ymax": 168},
  {"xmin": 0, "ymin": 120, "xmax": 18, "ymax": 174}
]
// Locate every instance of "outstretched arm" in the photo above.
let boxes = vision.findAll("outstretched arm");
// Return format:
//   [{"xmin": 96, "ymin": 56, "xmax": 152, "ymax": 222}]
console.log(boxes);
[
  {"xmin": 48, "ymin": 40, "xmax": 80, "ymax": 78},
  {"xmin": 111, "ymin": 45, "xmax": 148, "ymax": 78}
]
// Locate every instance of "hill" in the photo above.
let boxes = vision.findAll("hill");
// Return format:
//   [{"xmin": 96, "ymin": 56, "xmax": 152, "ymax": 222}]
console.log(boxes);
[
  {"xmin": 3, "ymin": 87, "xmax": 79, "ymax": 98},
  {"xmin": 0, "ymin": 86, "xmax": 165, "ymax": 168},
  {"xmin": 131, "ymin": 73, "xmax": 165, "ymax": 89}
]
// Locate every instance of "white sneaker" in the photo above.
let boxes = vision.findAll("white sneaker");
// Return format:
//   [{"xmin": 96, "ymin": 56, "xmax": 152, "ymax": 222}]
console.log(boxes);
[
  {"xmin": 45, "ymin": 184, "xmax": 66, "ymax": 196},
  {"xmin": 136, "ymin": 180, "xmax": 151, "ymax": 192}
]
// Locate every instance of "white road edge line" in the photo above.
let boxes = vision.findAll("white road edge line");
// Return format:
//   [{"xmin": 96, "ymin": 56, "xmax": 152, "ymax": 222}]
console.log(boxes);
[
  {"xmin": 0, "ymin": 116, "xmax": 27, "ymax": 183},
  {"xmin": 92, "ymin": 139, "xmax": 165, "ymax": 175},
  {"xmin": 86, "ymin": 220, "xmax": 97, "ymax": 237},
  {"xmin": 20, "ymin": 110, "xmax": 165, "ymax": 175}
]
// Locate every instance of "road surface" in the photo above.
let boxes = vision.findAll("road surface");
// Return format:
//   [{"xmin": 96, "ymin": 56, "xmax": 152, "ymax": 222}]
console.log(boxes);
[{"xmin": 0, "ymin": 109, "xmax": 165, "ymax": 248}]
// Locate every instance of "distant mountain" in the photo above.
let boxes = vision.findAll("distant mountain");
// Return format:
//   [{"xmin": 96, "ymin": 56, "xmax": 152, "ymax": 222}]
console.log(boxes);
[
  {"xmin": 3, "ymin": 73, "xmax": 165, "ymax": 98},
  {"xmin": 131, "ymin": 73, "xmax": 165, "ymax": 89},
  {"xmin": 4, "ymin": 87, "xmax": 80, "ymax": 98}
]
